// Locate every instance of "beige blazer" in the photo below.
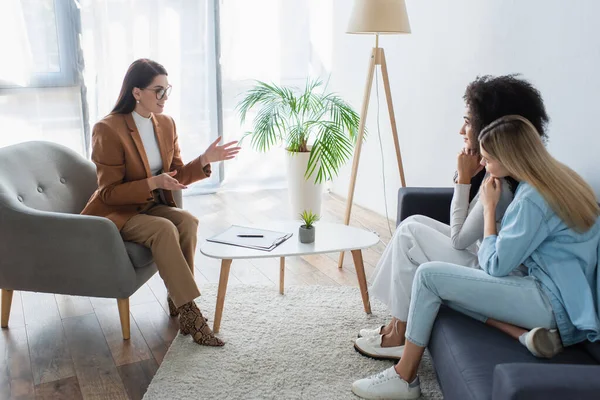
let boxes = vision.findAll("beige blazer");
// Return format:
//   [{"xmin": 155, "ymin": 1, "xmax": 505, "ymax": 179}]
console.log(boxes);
[{"xmin": 81, "ymin": 113, "xmax": 210, "ymax": 230}]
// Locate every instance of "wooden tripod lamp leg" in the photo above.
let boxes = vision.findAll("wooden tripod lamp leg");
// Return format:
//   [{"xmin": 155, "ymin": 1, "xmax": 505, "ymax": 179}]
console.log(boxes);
[
  {"xmin": 338, "ymin": 47, "xmax": 377, "ymax": 268},
  {"xmin": 339, "ymin": 46, "xmax": 407, "ymax": 269},
  {"xmin": 379, "ymin": 48, "xmax": 406, "ymax": 188}
]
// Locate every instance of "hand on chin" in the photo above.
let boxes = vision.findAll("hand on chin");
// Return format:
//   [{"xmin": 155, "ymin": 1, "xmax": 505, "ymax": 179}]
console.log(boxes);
[{"xmin": 463, "ymin": 146, "xmax": 477, "ymax": 155}]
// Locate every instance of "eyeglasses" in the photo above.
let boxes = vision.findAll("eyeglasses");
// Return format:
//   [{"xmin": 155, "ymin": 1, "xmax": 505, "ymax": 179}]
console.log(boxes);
[{"xmin": 142, "ymin": 85, "xmax": 172, "ymax": 100}]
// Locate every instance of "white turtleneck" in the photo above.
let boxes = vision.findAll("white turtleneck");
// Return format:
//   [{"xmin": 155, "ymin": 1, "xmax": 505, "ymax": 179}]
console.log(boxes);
[{"xmin": 132, "ymin": 111, "xmax": 163, "ymax": 176}]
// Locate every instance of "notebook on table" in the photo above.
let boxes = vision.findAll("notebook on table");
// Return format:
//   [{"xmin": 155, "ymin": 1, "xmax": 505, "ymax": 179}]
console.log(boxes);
[{"xmin": 206, "ymin": 225, "xmax": 293, "ymax": 251}]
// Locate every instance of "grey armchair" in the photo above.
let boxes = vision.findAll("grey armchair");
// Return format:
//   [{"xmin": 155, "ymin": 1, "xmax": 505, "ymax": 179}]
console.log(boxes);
[{"xmin": 0, "ymin": 141, "xmax": 181, "ymax": 339}]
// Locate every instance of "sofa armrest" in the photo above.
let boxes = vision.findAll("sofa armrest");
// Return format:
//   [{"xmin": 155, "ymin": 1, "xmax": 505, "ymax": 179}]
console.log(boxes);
[
  {"xmin": 492, "ymin": 363, "xmax": 600, "ymax": 400},
  {"xmin": 0, "ymin": 197, "xmax": 137, "ymax": 297},
  {"xmin": 397, "ymin": 187, "xmax": 453, "ymax": 226}
]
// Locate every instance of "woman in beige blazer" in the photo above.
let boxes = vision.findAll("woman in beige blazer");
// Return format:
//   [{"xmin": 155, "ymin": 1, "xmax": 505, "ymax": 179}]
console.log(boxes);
[{"xmin": 82, "ymin": 59, "xmax": 239, "ymax": 346}]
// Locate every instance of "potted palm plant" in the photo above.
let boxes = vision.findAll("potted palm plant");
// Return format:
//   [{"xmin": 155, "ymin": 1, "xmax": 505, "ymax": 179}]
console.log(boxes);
[
  {"xmin": 299, "ymin": 210, "xmax": 319, "ymax": 244},
  {"xmin": 237, "ymin": 79, "xmax": 360, "ymax": 217}
]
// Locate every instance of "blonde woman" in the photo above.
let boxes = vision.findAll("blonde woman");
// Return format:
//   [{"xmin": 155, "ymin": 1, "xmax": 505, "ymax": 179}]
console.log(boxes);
[
  {"xmin": 352, "ymin": 115, "xmax": 600, "ymax": 399},
  {"xmin": 356, "ymin": 75, "xmax": 551, "ymax": 360}
]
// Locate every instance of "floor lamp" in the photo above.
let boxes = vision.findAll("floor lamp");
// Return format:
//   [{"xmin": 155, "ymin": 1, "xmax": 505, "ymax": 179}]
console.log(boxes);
[{"xmin": 339, "ymin": 0, "xmax": 411, "ymax": 268}]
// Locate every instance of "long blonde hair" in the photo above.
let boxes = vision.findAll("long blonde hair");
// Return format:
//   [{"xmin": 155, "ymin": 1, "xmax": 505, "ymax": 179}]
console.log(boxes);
[{"xmin": 479, "ymin": 115, "xmax": 599, "ymax": 232}]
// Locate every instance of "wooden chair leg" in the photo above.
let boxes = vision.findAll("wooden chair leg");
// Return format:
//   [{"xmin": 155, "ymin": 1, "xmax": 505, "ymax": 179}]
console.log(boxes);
[
  {"xmin": 117, "ymin": 298, "xmax": 130, "ymax": 340},
  {"xmin": 1, "ymin": 289, "xmax": 14, "ymax": 328}
]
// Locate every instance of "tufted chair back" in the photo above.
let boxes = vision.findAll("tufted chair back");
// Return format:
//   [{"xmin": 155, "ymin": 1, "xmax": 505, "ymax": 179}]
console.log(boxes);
[{"xmin": 0, "ymin": 141, "xmax": 98, "ymax": 214}]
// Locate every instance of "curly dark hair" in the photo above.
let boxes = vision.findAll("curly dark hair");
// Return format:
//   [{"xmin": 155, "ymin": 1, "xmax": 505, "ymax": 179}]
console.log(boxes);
[{"xmin": 464, "ymin": 74, "xmax": 549, "ymax": 143}]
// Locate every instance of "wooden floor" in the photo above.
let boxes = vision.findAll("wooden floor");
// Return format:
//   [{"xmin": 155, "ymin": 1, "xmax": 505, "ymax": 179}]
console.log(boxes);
[{"xmin": 0, "ymin": 189, "xmax": 393, "ymax": 400}]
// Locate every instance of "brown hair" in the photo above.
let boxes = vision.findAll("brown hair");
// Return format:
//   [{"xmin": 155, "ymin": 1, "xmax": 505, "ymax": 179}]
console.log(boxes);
[
  {"xmin": 480, "ymin": 115, "xmax": 599, "ymax": 232},
  {"xmin": 111, "ymin": 59, "xmax": 168, "ymax": 115}
]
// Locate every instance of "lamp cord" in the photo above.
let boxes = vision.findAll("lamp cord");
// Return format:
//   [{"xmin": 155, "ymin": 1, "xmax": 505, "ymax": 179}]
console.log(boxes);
[
  {"xmin": 337, "ymin": 52, "xmax": 394, "ymax": 247},
  {"xmin": 375, "ymin": 66, "xmax": 394, "ymax": 241}
]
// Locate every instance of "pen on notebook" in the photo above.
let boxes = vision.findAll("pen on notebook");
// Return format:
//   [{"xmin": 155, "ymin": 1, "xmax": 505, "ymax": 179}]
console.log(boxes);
[{"xmin": 237, "ymin": 234, "xmax": 264, "ymax": 238}]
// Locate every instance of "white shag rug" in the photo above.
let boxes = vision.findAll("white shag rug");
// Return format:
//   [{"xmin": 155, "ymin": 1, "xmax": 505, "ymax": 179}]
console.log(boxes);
[{"xmin": 143, "ymin": 285, "xmax": 443, "ymax": 400}]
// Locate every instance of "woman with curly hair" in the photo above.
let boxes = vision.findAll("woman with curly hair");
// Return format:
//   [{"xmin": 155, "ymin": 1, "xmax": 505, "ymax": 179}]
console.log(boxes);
[
  {"xmin": 352, "ymin": 115, "xmax": 600, "ymax": 399},
  {"xmin": 354, "ymin": 75, "xmax": 555, "ymax": 360}
]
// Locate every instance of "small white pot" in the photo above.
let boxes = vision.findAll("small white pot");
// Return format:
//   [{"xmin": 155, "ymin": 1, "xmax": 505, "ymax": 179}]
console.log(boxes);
[{"xmin": 285, "ymin": 149, "xmax": 323, "ymax": 218}]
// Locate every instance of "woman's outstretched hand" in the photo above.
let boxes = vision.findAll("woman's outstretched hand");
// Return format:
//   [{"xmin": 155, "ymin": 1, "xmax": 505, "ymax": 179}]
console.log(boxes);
[
  {"xmin": 149, "ymin": 171, "xmax": 187, "ymax": 191},
  {"xmin": 201, "ymin": 137, "xmax": 241, "ymax": 165}
]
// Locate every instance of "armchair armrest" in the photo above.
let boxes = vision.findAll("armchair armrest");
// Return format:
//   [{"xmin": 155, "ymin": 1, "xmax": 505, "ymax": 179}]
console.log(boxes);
[
  {"xmin": 173, "ymin": 189, "xmax": 183, "ymax": 208},
  {"xmin": 397, "ymin": 187, "xmax": 453, "ymax": 226},
  {"xmin": 492, "ymin": 363, "xmax": 600, "ymax": 400},
  {"xmin": 0, "ymin": 195, "xmax": 137, "ymax": 298}
]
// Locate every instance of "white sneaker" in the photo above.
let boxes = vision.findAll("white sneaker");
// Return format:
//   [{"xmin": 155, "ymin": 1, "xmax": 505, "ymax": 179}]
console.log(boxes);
[
  {"xmin": 354, "ymin": 335, "xmax": 404, "ymax": 360},
  {"xmin": 352, "ymin": 366, "xmax": 421, "ymax": 400},
  {"xmin": 525, "ymin": 327, "xmax": 563, "ymax": 358},
  {"xmin": 359, "ymin": 325, "xmax": 385, "ymax": 338}
]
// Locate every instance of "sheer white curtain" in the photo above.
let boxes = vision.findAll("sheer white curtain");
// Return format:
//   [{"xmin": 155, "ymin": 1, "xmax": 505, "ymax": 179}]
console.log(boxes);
[
  {"xmin": 0, "ymin": 0, "xmax": 33, "ymax": 87},
  {"xmin": 0, "ymin": 0, "xmax": 334, "ymax": 192},
  {"xmin": 80, "ymin": 0, "xmax": 221, "ymax": 192},
  {"xmin": 218, "ymin": 0, "xmax": 333, "ymax": 190},
  {"xmin": 0, "ymin": 0, "xmax": 84, "ymax": 154}
]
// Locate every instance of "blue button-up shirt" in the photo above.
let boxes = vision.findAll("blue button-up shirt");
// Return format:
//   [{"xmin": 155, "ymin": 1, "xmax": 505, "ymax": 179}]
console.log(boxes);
[{"xmin": 479, "ymin": 182, "xmax": 600, "ymax": 346}]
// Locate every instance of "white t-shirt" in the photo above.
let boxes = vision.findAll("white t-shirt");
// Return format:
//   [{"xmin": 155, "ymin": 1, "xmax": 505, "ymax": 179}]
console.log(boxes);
[{"xmin": 132, "ymin": 111, "xmax": 163, "ymax": 176}]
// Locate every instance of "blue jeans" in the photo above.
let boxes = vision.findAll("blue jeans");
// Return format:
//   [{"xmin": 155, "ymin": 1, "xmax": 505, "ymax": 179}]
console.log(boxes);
[{"xmin": 405, "ymin": 262, "xmax": 557, "ymax": 347}]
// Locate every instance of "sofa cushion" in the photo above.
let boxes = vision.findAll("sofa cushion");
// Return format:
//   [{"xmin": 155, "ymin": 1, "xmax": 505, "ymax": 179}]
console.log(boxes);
[
  {"xmin": 583, "ymin": 341, "xmax": 600, "ymax": 363},
  {"xmin": 428, "ymin": 307, "xmax": 598, "ymax": 400},
  {"xmin": 124, "ymin": 242, "xmax": 154, "ymax": 269}
]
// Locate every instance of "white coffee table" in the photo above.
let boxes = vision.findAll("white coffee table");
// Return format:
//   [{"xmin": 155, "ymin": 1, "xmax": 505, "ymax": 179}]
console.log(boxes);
[{"xmin": 200, "ymin": 221, "xmax": 379, "ymax": 332}]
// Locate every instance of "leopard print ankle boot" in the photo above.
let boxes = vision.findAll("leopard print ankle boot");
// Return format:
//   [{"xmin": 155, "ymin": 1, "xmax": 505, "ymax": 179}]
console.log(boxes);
[
  {"xmin": 167, "ymin": 295, "xmax": 179, "ymax": 317},
  {"xmin": 178, "ymin": 302, "xmax": 224, "ymax": 346},
  {"xmin": 170, "ymin": 295, "xmax": 208, "ymax": 322}
]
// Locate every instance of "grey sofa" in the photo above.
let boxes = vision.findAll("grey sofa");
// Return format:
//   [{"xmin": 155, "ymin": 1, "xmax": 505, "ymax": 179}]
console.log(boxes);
[
  {"xmin": 397, "ymin": 187, "xmax": 600, "ymax": 400},
  {"xmin": 0, "ymin": 141, "xmax": 180, "ymax": 339}
]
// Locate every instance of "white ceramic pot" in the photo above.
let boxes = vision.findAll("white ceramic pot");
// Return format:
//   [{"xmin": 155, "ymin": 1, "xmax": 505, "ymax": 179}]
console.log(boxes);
[{"xmin": 285, "ymin": 149, "xmax": 323, "ymax": 218}]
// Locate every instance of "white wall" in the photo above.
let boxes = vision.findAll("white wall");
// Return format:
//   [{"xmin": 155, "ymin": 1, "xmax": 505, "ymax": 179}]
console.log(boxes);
[{"xmin": 329, "ymin": 0, "xmax": 600, "ymax": 220}]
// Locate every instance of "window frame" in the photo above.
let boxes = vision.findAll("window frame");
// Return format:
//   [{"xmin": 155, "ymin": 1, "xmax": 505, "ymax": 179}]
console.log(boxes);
[{"xmin": 0, "ymin": 0, "xmax": 78, "ymax": 88}]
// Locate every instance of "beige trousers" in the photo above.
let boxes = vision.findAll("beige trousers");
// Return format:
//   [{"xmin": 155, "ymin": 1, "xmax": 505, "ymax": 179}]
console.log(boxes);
[{"xmin": 121, "ymin": 204, "xmax": 200, "ymax": 308}]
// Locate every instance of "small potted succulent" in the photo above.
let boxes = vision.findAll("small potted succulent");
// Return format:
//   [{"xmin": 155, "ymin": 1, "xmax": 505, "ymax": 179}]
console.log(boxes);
[{"xmin": 299, "ymin": 210, "xmax": 319, "ymax": 244}]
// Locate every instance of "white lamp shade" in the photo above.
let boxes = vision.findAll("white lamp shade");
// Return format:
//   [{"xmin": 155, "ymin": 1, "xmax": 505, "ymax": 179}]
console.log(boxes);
[{"xmin": 347, "ymin": 0, "xmax": 411, "ymax": 34}]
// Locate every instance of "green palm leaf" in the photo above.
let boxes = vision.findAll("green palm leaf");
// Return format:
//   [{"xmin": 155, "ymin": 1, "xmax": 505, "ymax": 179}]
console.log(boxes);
[{"xmin": 237, "ymin": 78, "xmax": 361, "ymax": 183}]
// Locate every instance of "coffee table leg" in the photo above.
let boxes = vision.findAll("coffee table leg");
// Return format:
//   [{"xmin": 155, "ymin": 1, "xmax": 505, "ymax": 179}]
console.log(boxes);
[
  {"xmin": 213, "ymin": 259, "xmax": 232, "ymax": 333},
  {"xmin": 279, "ymin": 257, "xmax": 285, "ymax": 295},
  {"xmin": 351, "ymin": 250, "xmax": 371, "ymax": 314}
]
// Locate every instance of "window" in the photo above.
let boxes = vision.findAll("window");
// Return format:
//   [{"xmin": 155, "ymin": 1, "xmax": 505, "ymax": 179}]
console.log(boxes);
[
  {"xmin": 0, "ymin": 0, "xmax": 334, "ymax": 189},
  {"xmin": 218, "ymin": 0, "xmax": 333, "ymax": 190},
  {"xmin": 79, "ymin": 0, "xmax": 221, "ymax": 191},
  {"xmin": 0, "ymin": 1, "xmax": 84, "ymax": 154},
  {"xmin": 0, "ymin": 0, "xmax": 78, "ymax": 88}
]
